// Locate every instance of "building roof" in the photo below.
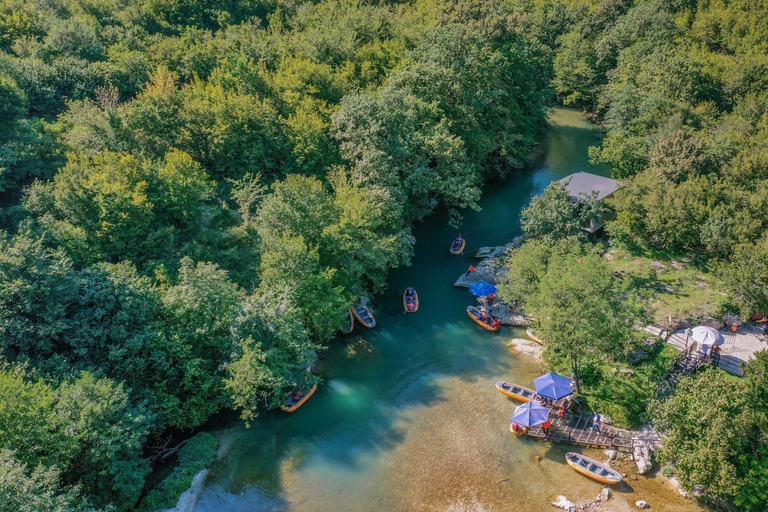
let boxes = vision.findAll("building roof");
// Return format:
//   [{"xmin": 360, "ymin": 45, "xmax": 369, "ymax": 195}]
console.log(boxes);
[{"xmin": 557, "ymin": 172, "xmax": 622, "ymax": 202}]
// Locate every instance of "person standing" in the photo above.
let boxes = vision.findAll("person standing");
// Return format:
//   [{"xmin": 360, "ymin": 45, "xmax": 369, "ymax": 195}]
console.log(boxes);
[
  {"xmin": 542, "ymin": 420, "xmax": 552, "ymax": 436},
  {"xmin": 591, "ymin": 413, "xmax": 601, "ymax": 433}
]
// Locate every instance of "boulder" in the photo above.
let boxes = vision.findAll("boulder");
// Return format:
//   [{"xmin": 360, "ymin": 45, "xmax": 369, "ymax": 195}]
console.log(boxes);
[
  {"xmin": 488, "ymin": 303, "xmax": 530, "ymax": 326},
  {"xmin": 604, "ymin": 449, "xmax": 618, "ymax": 460},
  {"xmin": 453, "ymin": 259, "xmax": 500, "ymax": 288},
  {"xmin": 474, "ymin": 246, "xmax": 507, "ymax": 259},
  {"xmin": 601, "ymin": 487, "xmax": 611, "ymax": 501},
  {"xmin": 633, "ymin": 445, "xmax": 652, "ymax": 475},
  {"xmin": 635, "ymin": 500, "xmax": 649, "ymax": 509}
]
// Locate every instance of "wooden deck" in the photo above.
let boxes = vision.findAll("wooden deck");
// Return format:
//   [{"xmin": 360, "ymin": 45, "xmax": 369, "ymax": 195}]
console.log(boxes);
[{"xmin": 526, "ymin": 409, "xmax": 635, "ymax": 451}]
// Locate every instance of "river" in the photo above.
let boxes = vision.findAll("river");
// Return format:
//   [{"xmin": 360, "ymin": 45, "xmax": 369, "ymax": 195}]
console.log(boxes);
[{"xmin": 190, "ymin": 109, "xmax": 703, "ymax": 512}]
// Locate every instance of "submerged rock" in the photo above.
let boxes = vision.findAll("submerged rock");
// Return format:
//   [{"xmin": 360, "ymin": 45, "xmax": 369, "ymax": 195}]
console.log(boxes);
[
  {"xmin": 551, "ymin": 495, "xmax": 577, "ymax": 512},
  {"xmin": 508, "ymin": 338, "xmax": 543, "ymax": 361}
]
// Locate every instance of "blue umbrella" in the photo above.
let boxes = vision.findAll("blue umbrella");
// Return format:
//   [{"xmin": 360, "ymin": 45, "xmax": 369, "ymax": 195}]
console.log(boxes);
[
  {"xmin": 469, "ymin": 282, "xmax": 497, "ymax": 296},
  {"xmin": 510, "ymin": 401, "xmax": 550, "ymax": 428},
  {"xmin": 534, "ymin": 372, "xmax": 573, "ymax": 400}
]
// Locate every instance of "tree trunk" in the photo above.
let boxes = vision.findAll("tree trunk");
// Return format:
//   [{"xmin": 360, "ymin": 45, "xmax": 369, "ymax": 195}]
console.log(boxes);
[{"xmin": 571, "ymin": 354, "xmax": 580, "ymax": 393}]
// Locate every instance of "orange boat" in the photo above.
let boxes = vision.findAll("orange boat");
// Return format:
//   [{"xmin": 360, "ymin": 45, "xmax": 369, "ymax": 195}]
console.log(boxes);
[
  {"xmin": 510, "ymin": 422, "xmax": 528, "ymax": 436},
  {"xmin": 281, "ymin": 383, "xmax": 317, "ymax": 413},
  {"xmin": 403, "ymin": 288, "xmax": 419, "ymax": 313},
  {"xmin": 350, "ymin": 305, "xmax": 376, "ymax": 328},
  {"xmin": 467, "ymin": 306, "xmax": 500, "ymax": 331},
  {"xmin": 495, "ymin": 381, "xmax": 537, "ymax": 402},
  {"xmin": 450, "ymin": 238, "xmax": 466, "ymax": 255}
]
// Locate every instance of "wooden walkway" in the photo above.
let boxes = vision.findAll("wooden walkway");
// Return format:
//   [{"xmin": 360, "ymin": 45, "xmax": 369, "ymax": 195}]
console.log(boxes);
[{"xmin": 526, "ymin": 409, "xmax": 634, "ymax": 451}]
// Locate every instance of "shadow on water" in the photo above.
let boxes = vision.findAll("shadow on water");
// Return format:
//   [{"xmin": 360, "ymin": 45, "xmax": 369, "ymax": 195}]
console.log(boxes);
[{"xmin": 189, "ymin": 109, "xmax": 698, "ymax": 512}]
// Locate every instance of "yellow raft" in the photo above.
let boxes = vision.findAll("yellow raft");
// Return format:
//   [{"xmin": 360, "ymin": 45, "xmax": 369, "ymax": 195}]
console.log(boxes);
[
  {"xmin": 467, "ymin": 306, "xmax": 500, "ymax": 331},
  {"xmin": 509, "ymin": 422, "xmax": 528, "ymax": 436},
  {"xmin": 495, "ymin": 381, "xmax": 537, "ymax": 402},
  {"xmin": 565, "ymin": 452, "xmax": 623, "ymax": 485},
  {"xmin": 526, "ymin": 328, "xmax": 545, "ymax": 345}
]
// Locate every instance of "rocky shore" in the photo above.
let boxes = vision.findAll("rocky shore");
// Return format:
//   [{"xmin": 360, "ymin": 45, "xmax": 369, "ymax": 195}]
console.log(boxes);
[{"xmin": 454, "ymin": 236, "xmax": 530, "ymax": 326}]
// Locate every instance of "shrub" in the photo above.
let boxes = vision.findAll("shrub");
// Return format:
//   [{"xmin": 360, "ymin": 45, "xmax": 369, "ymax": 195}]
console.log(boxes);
[{"xmin": 136, "ymin": 432, "xmax": 219, "ymax": 512}]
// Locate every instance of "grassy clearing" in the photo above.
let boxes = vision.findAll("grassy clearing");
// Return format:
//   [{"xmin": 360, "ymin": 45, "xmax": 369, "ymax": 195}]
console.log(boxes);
[
  {"xmin": 575, "ymin": 344, "xmax": 679, "ymax": 428},
  {"xmin": 603, "ymin": 248, "xmax": 719, "ymax": 326}
]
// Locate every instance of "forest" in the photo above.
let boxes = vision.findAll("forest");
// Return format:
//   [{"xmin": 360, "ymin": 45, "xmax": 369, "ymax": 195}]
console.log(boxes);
[{"xmin": 0, "ymin": 0, "xmax": 767, "ymax": 510}]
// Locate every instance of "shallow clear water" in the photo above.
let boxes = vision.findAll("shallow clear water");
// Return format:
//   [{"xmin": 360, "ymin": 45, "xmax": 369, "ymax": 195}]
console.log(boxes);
[{"xmin": 192, "ymin": 109, "xmax": 703, "ymax": 512}]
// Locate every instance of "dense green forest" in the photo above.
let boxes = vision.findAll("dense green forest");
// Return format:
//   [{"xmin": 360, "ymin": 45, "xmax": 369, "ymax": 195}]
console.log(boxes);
[
  {"xmin": 0, "ymin": 0, "xmax": 553, "ymax": 509},
  {"xmin": 1, "ymin": 0, "xmax": 767, "ymax": 510}
]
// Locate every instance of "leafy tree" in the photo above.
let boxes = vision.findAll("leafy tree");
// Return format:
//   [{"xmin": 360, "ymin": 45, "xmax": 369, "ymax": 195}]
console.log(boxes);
[
  {"xmin": 0, "ymin": 450, "xmax": 97, "ymax": 512},
  {"xmin": 717, "ymin": 237, "xmax": 768, "ymax": 319},
  {"xmin": 225, "ymin": 292, "xmax": 317, "ymax": 424},
  {"xmin": 497, "ymin": 238, "xmax": 583, "ymax": 305},
  {"xmin": 521, "ymin": 180, "xmax": 606, "ymax": 242},
  {"xmin": 0, "ymin": 366, "xmax": 151, "ymax": 510},
  {"xmin": 159, "ymin": 257, "xmax": 241, "ymax": 428},
  {"xmin": 526, "ymin": 250, "xmax": 650, "ymax": 389},
  {"xmin": 652, "ymin": 366, "xmax": 768, "ymax": 508},
  {"xmin": 0, "ymin": 232, "xmax": 78, "ymax": 359}
]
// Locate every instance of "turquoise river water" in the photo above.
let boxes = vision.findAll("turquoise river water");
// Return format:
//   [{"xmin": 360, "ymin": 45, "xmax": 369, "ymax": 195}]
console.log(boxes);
[{"xmin": 191, "ymin": 109, "xmax": 704, "ymax": 512}]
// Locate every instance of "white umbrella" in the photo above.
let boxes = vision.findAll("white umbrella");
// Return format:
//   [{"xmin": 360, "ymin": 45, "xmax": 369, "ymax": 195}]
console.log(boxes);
[{"xmin": 690, "ymin": 325, "xmax": 724, "ymax": 347}]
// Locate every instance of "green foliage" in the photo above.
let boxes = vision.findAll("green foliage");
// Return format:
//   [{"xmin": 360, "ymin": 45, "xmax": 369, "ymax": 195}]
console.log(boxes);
[
  {"xmin": 575, "ymin": 0, "xmax": 768, "ymax": 288},
  {"xmin": 504, "ymin": 240, "xmax": 652, "ymax": 390},
  {"xmin": 653, "ymin": 357, "xmax": 768, "ymax": 509},
  {"xmin": 225, "ymin": 293, "xmax": 317, "ymax": 423},
  {"xmin": 159, "ymin": 257, "xmax": 242, "ymax": 428},
  {"xmin": 520, "ymin": 180, "xmax": 607, "ymax": 242},
  {"xmin": 0, "ymin": 365, "xmax": 151, "ymax": 510},
  {"xmin": 0, "ymin": 450, "xmax": 99, "ymax": 512},
  {"xmin": 497, "ymin": 238, "xmax": 583, "ymax": 304},
  {"xmin": 136, "ymin": 433, "xmax": 218, "ymax": 512},
  {"xmin": 716, "ymin": 236, "xmax": 768, "ymax": 319}
]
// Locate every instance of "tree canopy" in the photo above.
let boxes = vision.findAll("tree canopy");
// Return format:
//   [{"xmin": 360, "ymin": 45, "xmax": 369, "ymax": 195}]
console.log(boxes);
[{"xmin": 0, "ymin": 0, "xmax": 555, "ymax": 508}]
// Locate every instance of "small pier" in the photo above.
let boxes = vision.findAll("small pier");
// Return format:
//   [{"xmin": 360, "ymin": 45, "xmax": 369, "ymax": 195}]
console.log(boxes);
[{"xmin": 526, "ymin": 410, "xmax": 634, "ymax": 451}]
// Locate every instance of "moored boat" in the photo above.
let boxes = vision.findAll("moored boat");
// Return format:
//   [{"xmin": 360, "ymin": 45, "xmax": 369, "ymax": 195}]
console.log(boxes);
[
  {"xmin": 467, "ymin": 306, "xmax": 500, "ymax": 331},
  {"xmin": 351, "ymin": 305, "xmax": 376, "ymax": 328},
  {"xmin": 342, "ymin": 310, "xmax": 355, "ymax": 334},
  {"xmin": 281, "ymin": 383, "xmax": 318, "ymax": 413},
  {"xmin": 526, "ymin": 328, "xmax": 545, "ymax": 345},
  {"xmin": 403, "ymin": 287, "xmax": 419, "ymax": 313},
  {"xmin": 495, "ymin": 381, "xmax": 537, "ymax": 402},
  {"xmin": 565, "ymin": 452, "xmax": 623, "ymax": 485},
  {"xmin": 509, "ymin": 422, "xmax": 528, "ymax": 436},
  {"xmin": 450, "ymin": 237, "xmax": 466, "ymax": 255}
]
